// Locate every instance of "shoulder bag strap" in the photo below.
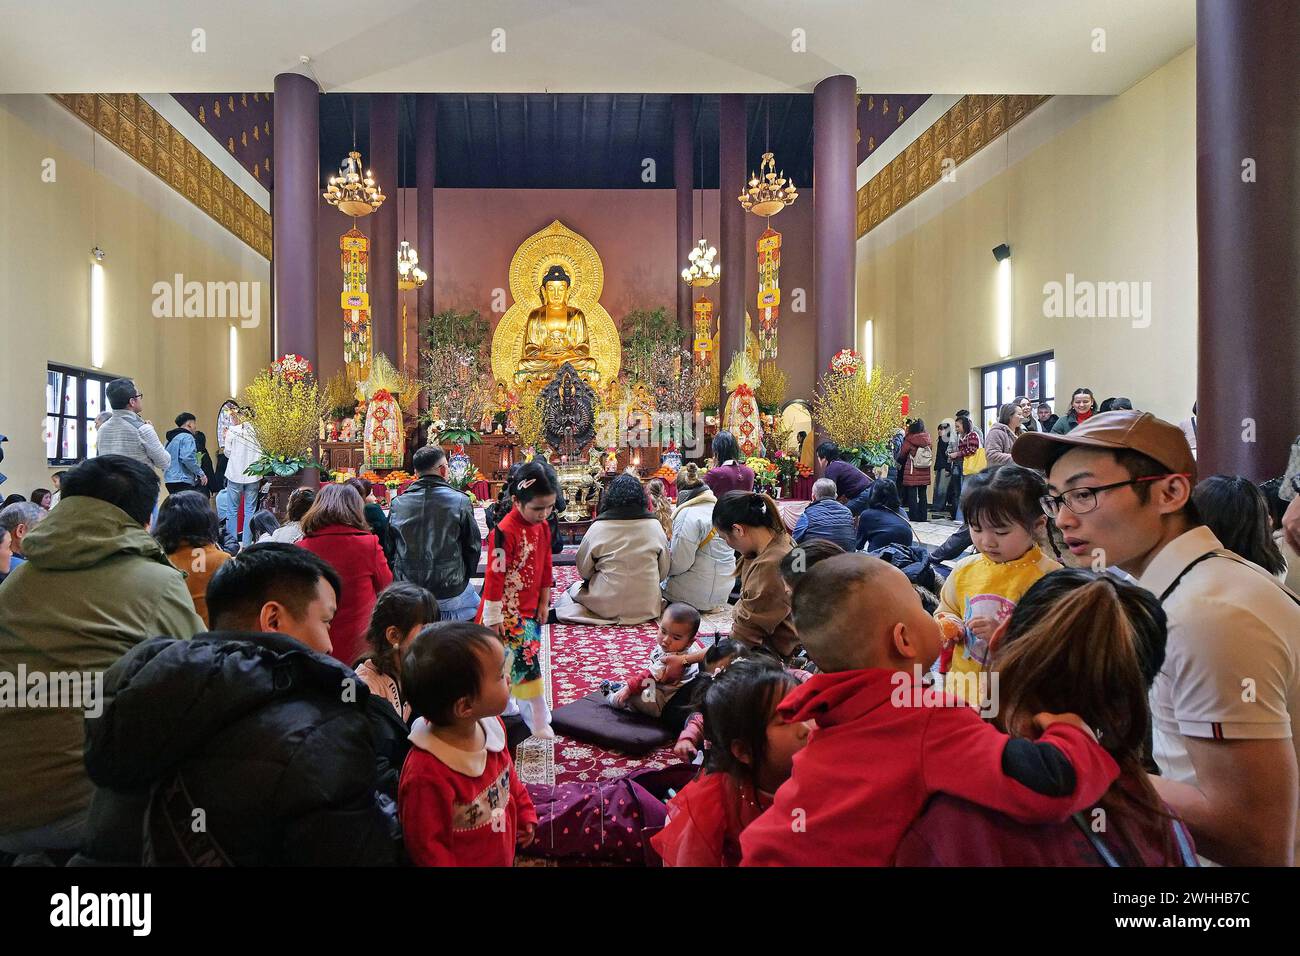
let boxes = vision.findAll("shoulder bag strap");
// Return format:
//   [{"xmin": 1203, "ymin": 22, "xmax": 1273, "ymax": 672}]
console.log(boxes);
[
  {"xmin": 1160, "ymin": 549, "xmax": 1300, "ymax": 607},
  {"xmin": 1071, "ymin": 812, "xmax": 1122, "ymax": 867}
]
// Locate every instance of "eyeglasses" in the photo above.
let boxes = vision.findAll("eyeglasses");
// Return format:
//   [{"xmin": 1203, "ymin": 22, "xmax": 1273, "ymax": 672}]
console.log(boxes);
[
  {"xmin": 133, "ymin": 393, "xmax": 144, "ymax": 400},
  {"xmin": 1040, "ymin": 474, "xmax": 1191, "ymax": 517}
]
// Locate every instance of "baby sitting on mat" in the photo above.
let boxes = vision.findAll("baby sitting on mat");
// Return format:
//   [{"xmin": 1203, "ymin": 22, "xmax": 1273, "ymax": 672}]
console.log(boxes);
[{"xmin": 600, "ymin": 603, "xmax": 701, "ymax": 717}]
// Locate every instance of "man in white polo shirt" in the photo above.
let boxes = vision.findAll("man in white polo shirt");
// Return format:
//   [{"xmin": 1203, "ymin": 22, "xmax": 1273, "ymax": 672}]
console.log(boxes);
[{"xmin": 1014, "ymin": 411, "xmax": 1300, "ymax": 866}]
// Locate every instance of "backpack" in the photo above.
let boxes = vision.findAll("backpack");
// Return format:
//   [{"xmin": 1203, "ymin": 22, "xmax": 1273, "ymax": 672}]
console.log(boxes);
[
  {"xmin": 910, "ymin": 444, "xmax": 934, "ymax": 471},
  {"xmin": 870, "ymin": 542, "xmax": 944, "ymax": 594}
]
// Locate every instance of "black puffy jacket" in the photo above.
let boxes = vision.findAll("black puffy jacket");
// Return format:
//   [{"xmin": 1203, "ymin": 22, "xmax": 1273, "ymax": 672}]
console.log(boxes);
[
  {"xmin": 81, "ymin": 631, "xmax": 398, "ymax": 866},
  {"xmin": 387, "ymin": 475, "xmax": 482, "ymax": 599}
]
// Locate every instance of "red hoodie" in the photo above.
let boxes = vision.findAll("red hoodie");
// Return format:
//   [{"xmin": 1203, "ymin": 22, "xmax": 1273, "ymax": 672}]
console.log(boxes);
[{"xmin": 739, "ymin": 669, "xmax": 1119, "ymax": 866}]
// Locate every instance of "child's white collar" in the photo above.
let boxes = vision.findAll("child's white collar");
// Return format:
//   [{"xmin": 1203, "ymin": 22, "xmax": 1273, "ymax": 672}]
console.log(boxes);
[{"xmin": 408, "ymin": 716, "xmax": 506, "ymax": 777}]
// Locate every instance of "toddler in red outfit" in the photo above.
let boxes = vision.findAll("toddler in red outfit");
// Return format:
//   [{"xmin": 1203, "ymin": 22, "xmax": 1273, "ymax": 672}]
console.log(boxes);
[{"xmin": 399, "ymin": 622, "xmax": 537, "ymax": 866}]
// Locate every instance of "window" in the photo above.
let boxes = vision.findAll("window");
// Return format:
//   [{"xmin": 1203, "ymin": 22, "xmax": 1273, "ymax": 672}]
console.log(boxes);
[
  {"xmin": 46, "ymin": 364, "xmax": 118, "ymax": 466},
  {"xmin": 980, "ymin": 352, "xmax": 1055, "ymax": 434}
]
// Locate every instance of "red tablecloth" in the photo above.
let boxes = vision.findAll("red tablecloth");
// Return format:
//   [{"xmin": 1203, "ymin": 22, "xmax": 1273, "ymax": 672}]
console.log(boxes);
[
  {"xmin": 661, "ymin": 480, "xmax": 677, "ymax": 499},
  {"xmin": 791, "ymin": 476, "xmax": 814, "ymax": 501},
  {"xmin": 470, "ymin": 479, "xmax": 491, "ymax": 501}
]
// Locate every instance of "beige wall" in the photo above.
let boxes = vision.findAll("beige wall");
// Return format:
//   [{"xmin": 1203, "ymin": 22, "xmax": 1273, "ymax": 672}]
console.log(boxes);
[
  {"xmin": 0, "ymin": 95, "xmax": 271, "ymax": 496},
  {"xmin": 858, "ymin": 47, "xmax": 1197, "ymax": 429}
]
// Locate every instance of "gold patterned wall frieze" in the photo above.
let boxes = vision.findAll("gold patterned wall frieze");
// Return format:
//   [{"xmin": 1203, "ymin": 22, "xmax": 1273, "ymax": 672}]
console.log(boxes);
[
  {"xmin": 857, "ymin": 93, "xmax": 1049, "ymax": 238},
  {"xmin": 50, "ymin": 93, "xmax": 271, "ymax": 260}
]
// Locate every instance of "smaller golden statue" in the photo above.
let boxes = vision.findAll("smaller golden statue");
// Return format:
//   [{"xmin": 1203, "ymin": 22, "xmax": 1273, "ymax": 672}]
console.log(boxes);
[{"xmin": 516, "ymin": 265, "xmax": 598, "ymax": 383}]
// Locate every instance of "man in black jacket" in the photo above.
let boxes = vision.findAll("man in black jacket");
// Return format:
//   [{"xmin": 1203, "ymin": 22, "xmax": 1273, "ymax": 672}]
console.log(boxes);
[
  {"xmin": 388, "ymin": 445, "xmax": 483, "ymax": 621},
  {"xmin": 78, "ymin": 544, "xmax": 398, "ymax": 866}
]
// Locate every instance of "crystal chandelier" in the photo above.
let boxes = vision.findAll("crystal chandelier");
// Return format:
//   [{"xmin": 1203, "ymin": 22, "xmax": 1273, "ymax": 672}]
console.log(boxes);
[
  {"xmin": 681, "ymin": 143, "xmax": 720, "ymax": 287},
  {"xmin": 324, "ymin": 150, "xmax": 385, "ymax": 217},
  {"xmin": 395, "ymin": 113, "xmax": 425, "ymax": 291},
  {"xmin": 397, "ymin": 240, "xmax": 426, "ymax": 289},
  {"xmin": 681, "ymin": 238, "xmax": 719, "ymax": 287},
  {"xmin": 739, "ymin": 151, "xmax": 797, "ymax": 217}
]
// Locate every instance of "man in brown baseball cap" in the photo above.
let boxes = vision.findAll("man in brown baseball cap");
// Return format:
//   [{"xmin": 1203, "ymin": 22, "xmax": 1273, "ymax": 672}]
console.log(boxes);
[
  {"xmin": 1012, "ymin": 410, "xmax": 1196, "ymax": 484},
  {"xmin": 1014, "ymin": 409, "xmax": 1300, "ymax": 866}
]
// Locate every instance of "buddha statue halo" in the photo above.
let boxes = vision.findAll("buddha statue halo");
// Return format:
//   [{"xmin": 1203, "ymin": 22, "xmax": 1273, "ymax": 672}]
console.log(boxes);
[{"xmin": 490, "ymin": 220, "xmax": 621, "ymax": 387}]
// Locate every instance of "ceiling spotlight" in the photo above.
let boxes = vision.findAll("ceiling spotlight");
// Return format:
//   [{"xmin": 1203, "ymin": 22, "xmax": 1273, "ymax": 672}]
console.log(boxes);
[
  {"xmin": 992, "ymin": 243, "xmax": 1011, "ymax": 262},
  {"xmin": 91, "ymin": 246, "xmax": 106, "ymax": 262}
]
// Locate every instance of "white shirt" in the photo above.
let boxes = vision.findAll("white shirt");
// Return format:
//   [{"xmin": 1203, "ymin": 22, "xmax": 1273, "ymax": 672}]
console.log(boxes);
[
  {"xmin": 223, "ymin": 422, "xmax": 262, "ymax": 484},
  {"xmin": 1138, "ymin": 525, "xmax": 1300, "ymax": 860}
]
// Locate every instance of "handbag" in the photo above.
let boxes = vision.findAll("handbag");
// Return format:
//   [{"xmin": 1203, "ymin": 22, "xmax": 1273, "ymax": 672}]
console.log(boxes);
[{"xmin": 964, "ymin": 445, "xmax": 989, "ymax": 475}]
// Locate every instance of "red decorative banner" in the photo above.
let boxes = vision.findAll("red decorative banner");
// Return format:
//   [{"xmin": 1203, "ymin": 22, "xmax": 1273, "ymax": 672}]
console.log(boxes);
[
  {"xmin": 341, "ymin": 227, "xmax": 372, "ymax": 381},
  {"xmin": 756, "ymin": 227, "xmax": 781, "ymax": 359}
]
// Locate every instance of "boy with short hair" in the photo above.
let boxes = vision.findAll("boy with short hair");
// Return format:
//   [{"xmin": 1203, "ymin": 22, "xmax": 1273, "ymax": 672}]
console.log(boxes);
[{"xmin": 740, "ymin": 553, "xmax": 1119, "ymax": 866}]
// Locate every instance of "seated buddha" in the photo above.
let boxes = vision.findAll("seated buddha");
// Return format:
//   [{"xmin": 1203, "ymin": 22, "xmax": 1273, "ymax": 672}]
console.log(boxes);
[{"xmin": 516, "ymin": 264, "xmax": 599, "ymax": 382}]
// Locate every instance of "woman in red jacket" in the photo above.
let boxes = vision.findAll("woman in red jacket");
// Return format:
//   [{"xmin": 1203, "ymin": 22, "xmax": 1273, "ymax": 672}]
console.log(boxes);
[
  {"xmin": 297, "ymin": 483, "xmax": 393, "ymax": 668},
  {"xmin": 896, "ymin": 419, "xmax": 933, "ymax": 522}
]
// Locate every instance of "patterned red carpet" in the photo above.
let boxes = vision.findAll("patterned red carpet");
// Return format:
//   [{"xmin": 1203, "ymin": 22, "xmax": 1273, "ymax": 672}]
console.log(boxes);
[{"xmin": 545, "ymin": 566, "xmax": 680, "ymax": 785}]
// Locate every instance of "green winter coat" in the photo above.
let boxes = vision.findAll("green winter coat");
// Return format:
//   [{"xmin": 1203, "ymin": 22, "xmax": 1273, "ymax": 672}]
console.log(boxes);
[{"xmin": 0, "ymin": 496, "xmax": 204, "ymax": 834}]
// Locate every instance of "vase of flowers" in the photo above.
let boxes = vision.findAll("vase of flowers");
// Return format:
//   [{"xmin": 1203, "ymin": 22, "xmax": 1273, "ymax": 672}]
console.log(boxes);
[
  {"xmin": 745, "ymin": 455, "xmax": 780, "ymax": 497},
  {"xmin": 772, "ymin": 449, "xmax": 800, "ymax": 496}
]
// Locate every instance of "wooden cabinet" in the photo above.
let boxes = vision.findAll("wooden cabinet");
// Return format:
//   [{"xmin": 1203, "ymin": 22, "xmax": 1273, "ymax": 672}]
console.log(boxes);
[{"xmin": 317, "ymin": 441, "xmax": 365, "ymax": 473}]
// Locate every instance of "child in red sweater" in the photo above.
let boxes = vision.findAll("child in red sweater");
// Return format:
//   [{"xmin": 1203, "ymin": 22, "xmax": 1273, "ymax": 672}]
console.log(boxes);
[
  {"xmin": 739, "ymin": 553, "xmax": 1119, "ymax": 866},
  {"xmin": 478, "ymin": 461, "xmax": 557, "ymax": 738},
  {"xmin": 399, "ymin": 622, "xmax": 537, "ymax": 866}
]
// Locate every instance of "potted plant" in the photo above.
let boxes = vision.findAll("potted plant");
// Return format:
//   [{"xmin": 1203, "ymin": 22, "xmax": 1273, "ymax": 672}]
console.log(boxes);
[
  {"xmin": 813, "ymin": 353, "xmax": 912, "ymax": 475},
  {"xmin": 243, "ymin": 354, "xmax": 326, "ymax": 479},
  {"xmin": 243, "ymin": 354, "xmax": 327, "ymax": 516}
]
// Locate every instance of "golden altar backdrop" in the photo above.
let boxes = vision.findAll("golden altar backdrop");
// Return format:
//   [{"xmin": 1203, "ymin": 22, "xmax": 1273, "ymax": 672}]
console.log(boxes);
[{"xmin": 490, "ymin": 220, "xmax": 621, "ymax": 387}]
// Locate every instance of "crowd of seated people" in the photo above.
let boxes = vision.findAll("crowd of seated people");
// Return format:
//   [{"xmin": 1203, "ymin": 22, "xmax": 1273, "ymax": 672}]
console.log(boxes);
[{"xmin": 1, "ymin": 402, "xmax": 1298, "ymax": 868}]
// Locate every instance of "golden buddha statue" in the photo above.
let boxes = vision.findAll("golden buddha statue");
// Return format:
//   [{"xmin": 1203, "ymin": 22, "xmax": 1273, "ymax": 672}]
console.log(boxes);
[{"xmin": 516, "ymin": 265, "xmax": 598, "ymax": 382}]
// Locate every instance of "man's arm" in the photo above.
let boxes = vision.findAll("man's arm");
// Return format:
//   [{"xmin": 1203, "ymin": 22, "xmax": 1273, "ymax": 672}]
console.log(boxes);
[
  {"xmin": 1151, "ymin": 736, "xmax": 1298, "ymax": 866},
  {"xmin": 462, "ymin": 505, "xmax": 482, "ymax": 584},
  {"xmin": 141, "ymin": 423, "xmax": 172, "ymax": 470},
  {"xmin": 179, "ymin": 433, "xmax": 202, "ymax": 478}
]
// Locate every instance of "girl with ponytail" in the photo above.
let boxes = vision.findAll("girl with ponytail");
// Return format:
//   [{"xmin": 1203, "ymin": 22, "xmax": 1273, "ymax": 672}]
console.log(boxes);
[
  {"xmin": 712, "ymin": 491, "xmax": 799, "ymax": 659},
  {"xmin": 897, "ymin": 569, "xmax": 1197, "ymax": 866}
]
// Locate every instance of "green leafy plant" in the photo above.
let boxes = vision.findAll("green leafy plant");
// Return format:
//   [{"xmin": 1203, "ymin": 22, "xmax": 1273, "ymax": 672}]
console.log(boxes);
[
  {"xmin": 425, "ymin": 308, "xmax": 490, "ymax": 358},
  {"xmin": 621, "ymin": 307, "xmax": 685, "ymax": 387}
]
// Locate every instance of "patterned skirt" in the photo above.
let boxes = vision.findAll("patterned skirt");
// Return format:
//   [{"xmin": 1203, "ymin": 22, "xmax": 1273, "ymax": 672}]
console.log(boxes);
[{"xmin": 504, "ymin": 617, "xmax": 544, "ymax": 700}]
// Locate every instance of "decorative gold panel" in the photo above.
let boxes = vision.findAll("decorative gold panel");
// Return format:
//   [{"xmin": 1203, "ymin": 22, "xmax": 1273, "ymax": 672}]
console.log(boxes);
[
  {"xmin": 51, "ymin": 94, "xmax": 270, "ymax": 259},
  {"xmin": 856, "ymin": 94, "xmax": 1050, "ymax": 238}
]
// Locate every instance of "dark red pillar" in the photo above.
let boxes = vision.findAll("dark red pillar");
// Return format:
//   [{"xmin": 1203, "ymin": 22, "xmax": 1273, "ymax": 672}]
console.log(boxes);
[
  {"xmin": 674, "ymin": 94, "xmax": 694, "ymax": 337},
  {"xmin": 415, "ymin": 94, "xmax": 437, "ymax": 361},
  {"xmin": 718, "ymin": 93, "xmax": 747, "ymax": 411},
  {"xmin": 813, "ymin": 75, "xmax": 857, "ymax": 383},
  {"xmin": 1197, "ymin": 0, "xmax": 1300, "ymax": 480},
  {"xmin": 271, "ymin": 72, "xmax": 319, "ymax": 367},
  {"xmin": 369, "ymin": 94, "xmax": 399, "ymax": 365}
]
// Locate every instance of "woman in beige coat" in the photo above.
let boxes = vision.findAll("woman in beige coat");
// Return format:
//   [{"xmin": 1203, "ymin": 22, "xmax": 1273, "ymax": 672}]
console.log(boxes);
[{"xmin": 554, "ymin": 474, "xmax": 670, "ymax": 625}]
